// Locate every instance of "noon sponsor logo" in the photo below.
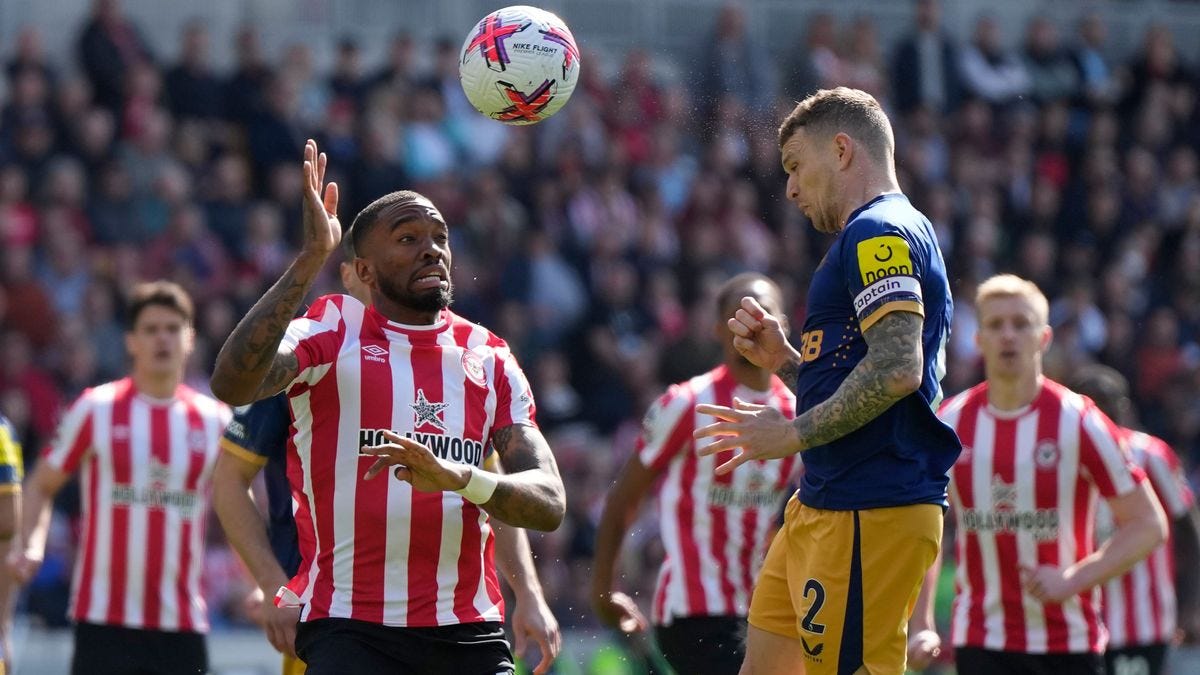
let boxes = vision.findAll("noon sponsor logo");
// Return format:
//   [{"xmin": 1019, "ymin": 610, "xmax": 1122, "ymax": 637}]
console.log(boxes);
[{"xmin": 856, "ymin": 235, "xmax": 915, "ymax": 284}]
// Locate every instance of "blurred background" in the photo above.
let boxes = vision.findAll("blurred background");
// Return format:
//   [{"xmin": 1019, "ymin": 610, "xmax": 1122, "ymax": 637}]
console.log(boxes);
[{"xmin": 2, "ymin": 0, "xmax": 1200, "ymax": 672}]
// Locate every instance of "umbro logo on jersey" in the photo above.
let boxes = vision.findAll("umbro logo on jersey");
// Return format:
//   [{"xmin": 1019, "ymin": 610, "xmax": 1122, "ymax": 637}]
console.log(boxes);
[{"xmin": 362, "ymin": 344, "xmax": 388, "ymax": 363}]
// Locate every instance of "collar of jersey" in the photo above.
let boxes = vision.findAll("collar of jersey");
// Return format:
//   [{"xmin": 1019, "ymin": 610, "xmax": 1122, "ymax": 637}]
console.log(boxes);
[
  {"xmin": 984, "ymin": 381, "xmax": 1051, "ymax": 420},
  {"xmin": 845, "ymin": 191, "xmax": 906, "ymax": 225},
  {"xmin": 370, "ymin": 305, "xmax": 451, "ymax": 336}
]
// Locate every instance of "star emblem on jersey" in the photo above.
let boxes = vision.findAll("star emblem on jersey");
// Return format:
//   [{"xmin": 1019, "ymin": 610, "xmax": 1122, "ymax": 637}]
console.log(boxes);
[{"xmin": 412, "ymin": 389, "xmax": 450, "ymax": 431}]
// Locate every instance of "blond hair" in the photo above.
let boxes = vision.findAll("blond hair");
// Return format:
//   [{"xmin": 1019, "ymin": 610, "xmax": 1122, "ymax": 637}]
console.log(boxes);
[
  {"xmin": 975, "ymin": 274, "xmax": 1049, "ymax": 326},
  {"xmin": 777, "ymin": 87, "xmax": 894, "ymax": 164}
]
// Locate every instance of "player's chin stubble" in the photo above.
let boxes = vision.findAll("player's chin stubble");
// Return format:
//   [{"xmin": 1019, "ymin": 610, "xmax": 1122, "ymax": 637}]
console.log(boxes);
[{"xmin": 379, "ymin": 276, "xmax": 454, "ymax": 313}]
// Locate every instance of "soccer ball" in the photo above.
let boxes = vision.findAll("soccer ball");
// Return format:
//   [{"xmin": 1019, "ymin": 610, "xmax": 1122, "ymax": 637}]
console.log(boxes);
[{"xmin": 458, "ymin": 5, "xmax": 581, "ymax": 125}]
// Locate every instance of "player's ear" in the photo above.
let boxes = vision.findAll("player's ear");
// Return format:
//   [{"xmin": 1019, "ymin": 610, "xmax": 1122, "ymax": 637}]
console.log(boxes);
[
  {"xmin": 833, "ymin": 132, "xmax": 853, "ymax": 170},
  {"xmin": 1040, "ymin": 325, "xmax": 1053, "ymax": 352},
  {"xmin": 354, "ymin": 258, "xmax": 375, "ymax": 290}
]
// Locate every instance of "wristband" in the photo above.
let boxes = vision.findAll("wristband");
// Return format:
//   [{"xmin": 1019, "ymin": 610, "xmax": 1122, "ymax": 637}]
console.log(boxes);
[{"xmin": 456, "ymin": 466, "xmax": 499, "ymax": 505}]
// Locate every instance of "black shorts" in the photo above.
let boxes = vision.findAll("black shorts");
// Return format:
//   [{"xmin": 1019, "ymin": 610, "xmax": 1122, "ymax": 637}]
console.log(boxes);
[
  {"xmin": 71, "ymin": 622, "xmax": 208, "ymax": 675},
  {"xmin": 955, "ymin": 646, "xmax": 1106, "ymax": 675},
  {"xmin": 1105, "ymin": 643, "xmax": 1168, "ymax": 675},
  {"xmin": 295, "ymin": 618, "xmax": 514, "ymax": 675},
  {"xmin": 654, "ymin": 615, "xmax": 746, "ymax": 675}
]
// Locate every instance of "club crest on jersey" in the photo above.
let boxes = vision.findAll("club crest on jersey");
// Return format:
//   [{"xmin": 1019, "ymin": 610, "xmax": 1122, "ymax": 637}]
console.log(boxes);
[
  {"xmin": 1034, "ymin": 440, "xmax": 1059, "ymax": 470},
  {"xmin": 461, "ymin": 350, "xmax": 487, "ymax": 387},
  {"xmin": 412, "ymin": 389, "xmax": 449, "ymax": 431},
  {"xmin": 187, "ymin": 429, "xmax": 208, "ymax": 454}
]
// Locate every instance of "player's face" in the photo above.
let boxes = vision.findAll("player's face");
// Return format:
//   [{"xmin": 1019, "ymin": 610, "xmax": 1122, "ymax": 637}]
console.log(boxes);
[
  {"xmin": 781, "ymin": 129, "xmax": 839, "ymax": 234},
  {"xmin": 976, "ymin": 295, "xmax": 1051, "ymax": 381},
  {"xmin": 355, "ymin": 198, "xmax": 454, "ymax": 320},
  {"xmin": 125, "ymin": 305, "xmax": 193, "ymax": 378}
]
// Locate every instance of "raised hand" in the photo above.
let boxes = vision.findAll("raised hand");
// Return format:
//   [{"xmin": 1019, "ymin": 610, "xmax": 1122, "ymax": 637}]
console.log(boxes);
[
  {"xmin": 693, "ymin": 397, "xmax": 801, "ymax": 474},
  {"xmin": 728, "ymin": 297, "xmax": 796, "ymax": 374},
  {"xmin": 301, "ymin": 138, "xmax": 341, "ymax": 258}
]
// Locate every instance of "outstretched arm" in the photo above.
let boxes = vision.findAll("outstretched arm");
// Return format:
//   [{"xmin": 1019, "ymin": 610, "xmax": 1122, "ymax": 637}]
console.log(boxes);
[
  {"xmin": 791, "ymin": 310, "xmax": 924, "ymax": 450},
  {"xmin": 695, "ymin": 310, "xmax": 923, "ymax": 473},
  {"xmin": 211, "ymin": 139, "xmax": 341, "ymax": 406},
  {"xmin": 590, "ymin": 454, "xmax": 658, "ymax": 633}
]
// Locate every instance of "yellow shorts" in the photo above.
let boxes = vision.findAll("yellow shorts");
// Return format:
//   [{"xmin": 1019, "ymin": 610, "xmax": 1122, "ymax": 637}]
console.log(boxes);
[
  {"xmin": 748, "ymin": 498, "xmax": 942, "ymax": 675},
  {"xmin": 283, "ymin": 654, "xmax": 307, "ymax": 675}
]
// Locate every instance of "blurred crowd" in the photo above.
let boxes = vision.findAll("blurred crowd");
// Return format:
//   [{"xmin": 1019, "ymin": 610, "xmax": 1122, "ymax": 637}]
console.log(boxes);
[{"xmin": 2, "ymin": 0, "xmax": 1200, "ymax": 633}]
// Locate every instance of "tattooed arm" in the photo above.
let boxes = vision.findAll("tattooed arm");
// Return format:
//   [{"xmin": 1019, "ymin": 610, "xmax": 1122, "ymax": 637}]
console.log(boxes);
[
  {"xmin": 486, "ymin": 424, "xmax": 566, "ymax": 532},
  {"xmin": 791, "ymin": 310, "xmax": 924, "ymax": 450},
  {"xmin": 211, "ymin": 139, "xmax": 341, "ymax": 406},
  {"xmin": 775, "ymin": 358, "xmax": 801, "ymax": 393}
]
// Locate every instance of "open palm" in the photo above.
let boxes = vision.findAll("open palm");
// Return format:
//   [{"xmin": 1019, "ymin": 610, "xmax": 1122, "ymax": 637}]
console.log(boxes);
[{"xmin": 302, "ymin": 138, "xmax": 341, "ymax": 257}]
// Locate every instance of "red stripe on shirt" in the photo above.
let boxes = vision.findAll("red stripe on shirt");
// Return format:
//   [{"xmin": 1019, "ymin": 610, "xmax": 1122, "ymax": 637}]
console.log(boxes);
[
  {"xmin": 105, "ymin": 381, "xmax": 134, "ymax": 626},
  {"xmin": 407, "ymin": 331, "xmax": 446, "ymax": 626}
]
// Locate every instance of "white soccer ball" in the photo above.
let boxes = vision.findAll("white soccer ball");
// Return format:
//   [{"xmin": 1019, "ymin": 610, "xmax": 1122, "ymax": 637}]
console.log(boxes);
[{"xmin": 458, "ymin": 5, "xmax": 581, "ymax": 125}]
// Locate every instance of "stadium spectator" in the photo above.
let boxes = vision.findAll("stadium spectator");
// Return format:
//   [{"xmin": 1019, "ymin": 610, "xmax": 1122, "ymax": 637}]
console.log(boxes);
[
  {"xmin": 892, "ymin": 0, "xmax": 962, "ymax": 116},
  {"xmin": 8, "ymin": 281, "xmax": 232, "ymax": 675},
  {"xmin": 76, "ymin": 0, "xmax": 154, "ymax": 114},
  {"xmin": 959, "ymin": 14, "xmax": 1031, "ymax": 107},
  {"xmin": 1021, "ymin": 17, "xmax": 1079, "ymax": 106},
  {"xmin": 694, "ymin": 3, "xmax": 776, "ymax": 115},
  {"xmin": 909, "ymin": 274, "xmax": 1167, "ymax": 675},
  {"xmin": 164, "ymin": 20, "xmax": 223, "ymax": 123}
]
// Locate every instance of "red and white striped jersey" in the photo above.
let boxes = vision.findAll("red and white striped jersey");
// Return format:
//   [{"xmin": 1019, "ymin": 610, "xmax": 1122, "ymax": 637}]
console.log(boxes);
[
  {"xmin": 277, "ymin": 295, "xmax": 536, "ymax": 628},
  {"xmin": 1098, "ymin": 428, "xmax": 1194, "ymax": 648},
  {"xmin": 43, "ymin": 378, "xmax": 231, "ymax": 633},
  {"xmin": 938, "ymin": 379, "xmax": 1145, "ymax": 654},
  {"xmin": 637, "ymin": 365, "xmax": 799, "ymax": 625}
]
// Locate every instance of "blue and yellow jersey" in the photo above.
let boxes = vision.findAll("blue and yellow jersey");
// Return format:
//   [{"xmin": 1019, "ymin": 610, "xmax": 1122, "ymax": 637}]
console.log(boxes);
[
  {"xmin": 0, "ymin": 413, "xmax": 24, "ymax": 494},
  {"xmin": 794, "ymin": 193, "xmax": 960, "ymax": 510},
  {"xmin": 220, "ymin": 394, "xmax": 301, "ymax": 577}
]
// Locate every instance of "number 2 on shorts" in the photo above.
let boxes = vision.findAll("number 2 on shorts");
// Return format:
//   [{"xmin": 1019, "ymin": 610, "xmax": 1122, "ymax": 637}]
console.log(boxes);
[{"xmin": 801, "ymin": 579, "xmax": 826, "ymax": 634}]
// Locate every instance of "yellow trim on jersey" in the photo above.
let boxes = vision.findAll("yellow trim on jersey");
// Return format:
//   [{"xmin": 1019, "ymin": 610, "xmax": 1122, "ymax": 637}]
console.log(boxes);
[
  {"xmin": 0, "ymin": 485, "xmax": 20, "ymax": 495},
  {"xmin": 0, "ymin": 425, "xmax": 23, "ymax": 479},
  {"xmin": 859, "ymin": 300, "xmax": 924, "ymax": 332},
  {"xmin": 220, "ymin": 437, "xmax": 270, "ymax": 467}
]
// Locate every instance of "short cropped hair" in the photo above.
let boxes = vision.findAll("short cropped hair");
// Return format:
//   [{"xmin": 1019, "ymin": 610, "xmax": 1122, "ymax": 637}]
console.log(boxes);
[
  {"xmin": 347, "ymin": 189, "xmax": 428, "ymax": 257},
  {"xmin": 975, "ymin": 274, "xmax": 1049, "ymax": 326},
  {"xmin": 127, "ymin": 281, "xmax": 194, "ymax": 329},
  {"xmin": 715, "ymin": 272, "xmax": 780, "ymax": 316},
  {"xmin": 1067, "ymin": 363, "xmax": 1130, "ymax": 416},
  {"xmin": 777, "ymin": 87, "xmax": 894, "ymax": 164}
]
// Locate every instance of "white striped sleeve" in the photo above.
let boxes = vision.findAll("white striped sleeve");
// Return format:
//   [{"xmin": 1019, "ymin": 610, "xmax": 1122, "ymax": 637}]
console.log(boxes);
[
  {"xmin": 1079, "ymin": 406, "xmax": 1141, "ymax": 498},
  {"xmin": 636, "ymin": 386, "xmax": 694, "ymax": 471},
  {"xmin": 1144, "ymin": 443, "xmax": 1193, "ymax": 518},
  {"xmin": 494, "ymin": 348, "xmax": 536, "ymax": 428},
  {"xmin": 42, "ymin": 391, "xmax": 95, "ymax": 473},
  {"xmin": 281, "ymin": 296, "xmax": 345, "ymax": 386}
]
